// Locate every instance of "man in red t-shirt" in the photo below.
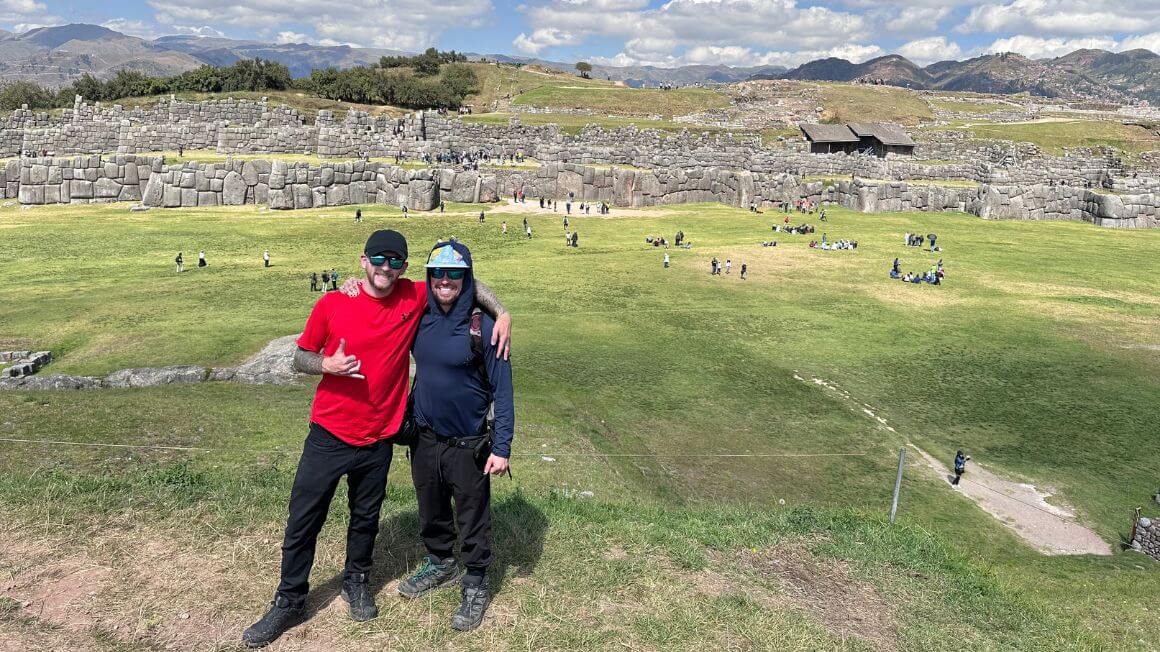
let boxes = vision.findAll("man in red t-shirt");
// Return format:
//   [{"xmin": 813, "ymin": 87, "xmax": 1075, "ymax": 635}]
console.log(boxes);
[{"xmin": 243, "ymin": 230, "xmax": 511, "ymax": 648}]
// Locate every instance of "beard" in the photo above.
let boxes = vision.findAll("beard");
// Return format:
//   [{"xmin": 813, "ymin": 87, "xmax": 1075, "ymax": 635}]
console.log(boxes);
[{"xmin": 364, "ymin": 267, "xmax": 396, "ymax": 293}]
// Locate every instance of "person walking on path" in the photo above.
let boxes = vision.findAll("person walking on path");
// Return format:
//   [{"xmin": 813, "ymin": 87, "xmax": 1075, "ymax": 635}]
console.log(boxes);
[
  {"xmin": 663, "ymin": 252, "xmax": 670, "ymax": 269},
  {"xmin": 264, "ymin": 250, "xmax": 270, "ymax": 268},
  {"xmin": 198, "ymin": 251, "xmax": 207, "ymax": 268},
  {"xmin": 175, "ymin": 252, "xmax": 184, "ymax": 274},
  {"xmin": 952, "ymin": 451, "xmax": 969, "ymax": 487},
  {"xmin": 243, "ymin": 231, "xmax": 513, "ymax": 648},
  {"xmin": 440, "ymin": 201, "xmax": 445, "ymax": 213},
  {"xmin": 396, "ymin": 241, "xmax": 515, "ymax": 632}
]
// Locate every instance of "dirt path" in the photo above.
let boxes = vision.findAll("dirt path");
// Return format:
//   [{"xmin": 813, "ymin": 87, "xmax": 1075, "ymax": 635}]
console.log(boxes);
[
  {"xmin": 907, "ymin": 446, "xmax": 1111, "ymax": 555},
  {"xmin": 794, "ymin": 373, "xmax": 1111, "ymax": 556}
]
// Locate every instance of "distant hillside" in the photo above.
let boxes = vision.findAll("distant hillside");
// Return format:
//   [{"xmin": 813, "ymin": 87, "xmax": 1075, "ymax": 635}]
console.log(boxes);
[
  {"xmin": 0, "ymin": 24, "xmax": 203, "ymax": 88},
  {"xmin": 155, "ymin": 35, "xmax": 409, "ymax": 78},
  {"xmin": 771, "ymin": 49, "xmax": 1160, "ymax": 103}
]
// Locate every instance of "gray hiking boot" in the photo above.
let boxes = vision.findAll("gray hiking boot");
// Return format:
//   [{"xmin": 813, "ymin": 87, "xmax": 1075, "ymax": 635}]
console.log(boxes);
[
  {"xmin": 450, "ymin": 575, "xmax": 491, "ymax": 631},
  {"xmin": 242, "ymin": 594, "xmax": 305, "ymax": 648},
  {"xmin": 340, "ymin": 572, "xmax": 378, "ymax": 622},
  {"xmin": 397, "ymin": 555, "xmax": 462, "ymax": 599}
]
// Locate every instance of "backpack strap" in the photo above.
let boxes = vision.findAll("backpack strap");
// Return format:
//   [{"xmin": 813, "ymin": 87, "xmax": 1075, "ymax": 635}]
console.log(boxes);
[{"xmin": 469, "ymin": 307, "xmax": 496, "ymax": 429}]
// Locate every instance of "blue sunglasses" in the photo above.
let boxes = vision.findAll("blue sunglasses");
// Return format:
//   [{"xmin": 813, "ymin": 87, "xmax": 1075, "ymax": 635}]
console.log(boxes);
[
  {"xmin": 429, "ymin": 268, "xmax": 466, "ymax": 280},
  {"xmin": 367, "ymin": 254, "xmax": 406, "ymax": 269}
]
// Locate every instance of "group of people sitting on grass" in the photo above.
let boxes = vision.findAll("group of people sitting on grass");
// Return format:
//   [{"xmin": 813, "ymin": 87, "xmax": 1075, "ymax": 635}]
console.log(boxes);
[
  {"xmin": 646, "ymin": 235, "xmax": 669, "ymax": 247},
  {"xmin": 774, "ymin": 223, "xmax": 815, "ymax": 235},
  {"xmin": 760, "ymin": 240, "xmax": 778, "ymax": 247},
  {"xmin": 904, "ymin": 231, "xmax": 939, "ymax": 251},
  {"xmin": 810, "ymin": 237, "xmax": 857, "ymax": 250},
  {"xmin": 890, "ymin": 258, "xmax": 944, "ymax": 285}
]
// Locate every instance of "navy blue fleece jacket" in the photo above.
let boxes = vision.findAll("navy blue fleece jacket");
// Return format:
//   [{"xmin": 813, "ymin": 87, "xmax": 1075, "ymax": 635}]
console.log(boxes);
[{"xmin": 411, "ymin": 241, "xmax": 515, "ymax": 457}]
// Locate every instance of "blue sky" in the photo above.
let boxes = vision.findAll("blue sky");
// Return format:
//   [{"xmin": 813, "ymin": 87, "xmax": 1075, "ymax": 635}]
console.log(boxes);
[{"xmin": 8, "ymin": 0, "xmax": 1160, "ymax": 67}]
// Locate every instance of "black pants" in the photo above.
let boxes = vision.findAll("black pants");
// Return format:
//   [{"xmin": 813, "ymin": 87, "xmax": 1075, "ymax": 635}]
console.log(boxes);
[
  {"xmin": 276, "ymin": 423, "xmax": 393, "ymax": 605},
  {"xmin": 411, "ymin": 430, "xmax": 492, "ymax": 572},
  {"xmin": 952, "ymin": 470, "xmax": 963, "ymax": 485}
]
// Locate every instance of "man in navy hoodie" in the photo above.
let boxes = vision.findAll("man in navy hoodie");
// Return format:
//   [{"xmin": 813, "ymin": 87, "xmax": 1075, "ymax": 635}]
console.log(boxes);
[{"xmin": 396, "ymin": 241, "xmax": 514, "ymax": 631}]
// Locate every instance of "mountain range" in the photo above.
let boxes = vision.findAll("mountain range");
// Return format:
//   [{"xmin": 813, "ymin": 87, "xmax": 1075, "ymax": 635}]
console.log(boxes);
[
  {"xmin": 2, "ymin": 23, "xmax": 1158, "ymax": 105},
  {"xmin": 764, "ymin": 49, "xmax": 1160, "ymax": 104}
]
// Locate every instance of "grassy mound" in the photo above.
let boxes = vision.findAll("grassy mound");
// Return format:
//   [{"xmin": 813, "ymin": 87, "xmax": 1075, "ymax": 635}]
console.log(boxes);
[{"xmin": 512, "ymin": 84, "xmax": 731, "ymax": 118}]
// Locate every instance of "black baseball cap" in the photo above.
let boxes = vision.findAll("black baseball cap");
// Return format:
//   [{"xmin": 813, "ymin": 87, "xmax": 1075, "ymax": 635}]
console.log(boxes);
[{"xmin": 364, "ymin": 230, "xmax": 408, "ymax": 258}]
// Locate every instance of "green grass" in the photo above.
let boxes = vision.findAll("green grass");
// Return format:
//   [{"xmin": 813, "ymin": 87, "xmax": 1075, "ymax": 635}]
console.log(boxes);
[
  {"xmin": 466, "ymin": 63, "xmax": 613, "ymax": 112},
  {"xmin": 967, "ymin": 120, "xmax": 1160, "ymax": 156},
  {"xmin": 462, "ymin": 111, "xmax": 739, "ymax": 135},
  {"xmin": 929, "ymin": 99, "xmax": 1019, "ymax": 115},
  {"xmin": 819, "ymin": 83, "xmax": 934, "ymax": 126},
  {"xmin": 1, "ymin": 201, "xmax": 1158, "ymax": 648},
  {"xmin": 512, "ymin": 84, "xmax": 731, "ymax": 118}
]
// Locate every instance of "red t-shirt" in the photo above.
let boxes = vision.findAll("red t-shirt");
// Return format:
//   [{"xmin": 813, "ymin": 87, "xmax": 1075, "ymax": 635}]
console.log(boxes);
[{"xmin": 297, "ymin": 279, "xmax": 426, "ymax": 445}]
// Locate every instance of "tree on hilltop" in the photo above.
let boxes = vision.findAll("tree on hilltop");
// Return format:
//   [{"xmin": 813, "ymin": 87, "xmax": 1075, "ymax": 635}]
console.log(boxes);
[{"xmin": 575, "ymin": 61, "xmax": 592, "ymax": 79}]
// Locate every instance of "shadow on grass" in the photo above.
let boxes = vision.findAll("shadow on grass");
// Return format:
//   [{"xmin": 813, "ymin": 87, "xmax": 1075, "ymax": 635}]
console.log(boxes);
[{"xmin": 304, "ymin": 487, "xmax": 549, "ymax": 616}]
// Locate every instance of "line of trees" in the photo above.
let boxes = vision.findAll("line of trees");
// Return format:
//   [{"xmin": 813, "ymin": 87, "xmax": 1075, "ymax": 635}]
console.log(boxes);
[{"xmin": 0, "ymin": 50, "xmax": 477, "ymax": 111}]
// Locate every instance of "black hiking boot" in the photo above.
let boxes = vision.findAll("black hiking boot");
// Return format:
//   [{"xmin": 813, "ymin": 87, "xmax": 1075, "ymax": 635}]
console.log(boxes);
[
  {"xmin": 340, "ymin": 572, "xmax": 379, "ymax": 622},
  {"xmin": 241, "ymin": 594, "xmax": 305, "ymax": 648},
  {"xmin": 397, "ymin": 555, "xmax": 462, "ymax": 599},
  {"xmin": 451, "ymin": 575, "xmax": 491, "ymax": 631}
]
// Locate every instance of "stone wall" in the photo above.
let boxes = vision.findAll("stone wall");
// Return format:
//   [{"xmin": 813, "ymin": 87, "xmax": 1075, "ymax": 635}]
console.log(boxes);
[
  {"xmin": 1131, "ymin": 516, "xmax": 1160, "ymax": 562},
  {"xmin": 5, "ymin": 154, "xmax": 1157, "ymax": 227}
]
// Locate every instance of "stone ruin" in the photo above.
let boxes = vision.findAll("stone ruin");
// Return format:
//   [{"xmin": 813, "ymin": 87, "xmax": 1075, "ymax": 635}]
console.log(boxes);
[
  {"xmin": 0, "ymin": 96, "xmax": 1156, "ymax": 227},
  {"xmin": 1131, "ymin": 515, "xmax": 1160, "ymax": 562},
  {"xmin": 1, "ymin": 351, "xmax": 51, "ymax": 378}
]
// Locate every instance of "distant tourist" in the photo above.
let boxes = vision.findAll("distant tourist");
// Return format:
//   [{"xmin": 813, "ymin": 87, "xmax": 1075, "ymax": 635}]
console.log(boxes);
[
  {"xmin": 310, "ymin": 272, "xmax": 319, "ymax": 292},
  {"xmin": 331, "ymin": 268, "xmax": 339, "ymax": 291},
  {"xmin": 479, "ymin": 211, "xmax": 485, "ymax": 224},
  {"xmin": 526, "ymin": 224, "xmax": 532, "ymax": 239},
  {"xmin": 440, "ymin": 201, "xmax": 445, "ymax": 213},
  {"xmin": 952, "ymin": 451, "xmax": 969, "ymax": 486},
  {"xmin": 501, "ymin": 221, "xmax": 507, "ymax": 235},
  {"xmin": 264, "ymin": 250, "xmax": 270, "ymax": 268},
  {"xmin": 402, "ymin": 204, "xmax": 409, "ymax": 218},
  {"xmin": 175, "ymin": 252, "xmax": 184, "ymax": 274},
  {"xmin": 740, "ymin": 263, "xmax": 747, "ymax": 280},
  {"xmin": 663, "ymin": 252, "xmax": 670, "ymax": 268},
  {"xmin": 321, "ymin": 270, "xmax": 330, "ymax": 291},
  {"xmin": 198, "ymin": 251, "xmax": 206, "ymax": 268},
  {"xmin": 355, "ymin": 208, "xmax": 362, "ymax": 223},
  {"xmin": 725, "ymin": 259, "xmax": 732, "ymax": 275}
]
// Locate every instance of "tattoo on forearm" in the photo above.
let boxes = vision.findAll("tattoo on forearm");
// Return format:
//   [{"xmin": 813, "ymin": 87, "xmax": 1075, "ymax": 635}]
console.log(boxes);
[
  {"xmin": 293, "ymin": 348, "xmax": 325, "ymax": 375},
  {"xmin": 474, "ymin": 281, "xmax": 507, "ymax": 318}
]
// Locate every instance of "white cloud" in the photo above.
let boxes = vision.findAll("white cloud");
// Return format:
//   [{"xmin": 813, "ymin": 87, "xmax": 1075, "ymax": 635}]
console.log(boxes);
[
  {"xmin": 594, "ymin": 42, "xmax": 883, "ymax": 69},
  {"xmin": 960, "ymin": 0, "xmax": 1160, "ymax": 36},
  {"xmin": 984, "ymin": 34, "xmax": 1118, "ymax": 58},
  {"xmin": 101, "ymin": 18, "xmax": 160, "ymax": 39},
  {"xmin": 170, "ymin": 25, "xmax": 225, "ymax": 38},
  {"xmin": 522, "ymin": 0, "xmax": 871, "ymax": 53},
  {"xmin": 11, "ymin": 21, "xmax": 52, "ymax": 32},
  {"xmin": 149, "ymin": 0, "xmax": 493, "ymax": 50},
  {"xmin": 513, "ymin": 28, "xmax": 576, "ymax": 55},
  {"xmin": 1120, "ymin": 32, "xmax": 1160, "ymax": 54},
  {"xmin": 0, "ymin": 0, "xmax": 46, "ymax": 25},
  {"xmin": 276, "ymin": 31, "xmax": 308, "ymax": 44},
  {"xmin": 896, "ymin": 36, "xmax": 962, "ymax": 64},
  {"xmin": 883, "ymin": 6, "xmax": 950, "ymax": 33}
]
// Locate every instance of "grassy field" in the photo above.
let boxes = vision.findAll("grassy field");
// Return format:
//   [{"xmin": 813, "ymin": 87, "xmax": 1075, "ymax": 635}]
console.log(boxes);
[
  {"xmin": 512, "ymin": 85, "xmax": 731, "ymax": 119},
  {"xmin": 467, "ymin": 63, "xmax": 614, "ymax": 112},
  {"xmin": 967, "ymin": 120, "xmax": 1160, "ymax": 156},
  {"xmin": 1, "ymin": 201, "xmax": 1158, "ymax": 649},
  {"xmin": 818, "ymin": 84, "xmax": 934, "ymax": 125},
  {"xmin": 462, "ymin": 111, "xmax": 738, "ymax": 136}
]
